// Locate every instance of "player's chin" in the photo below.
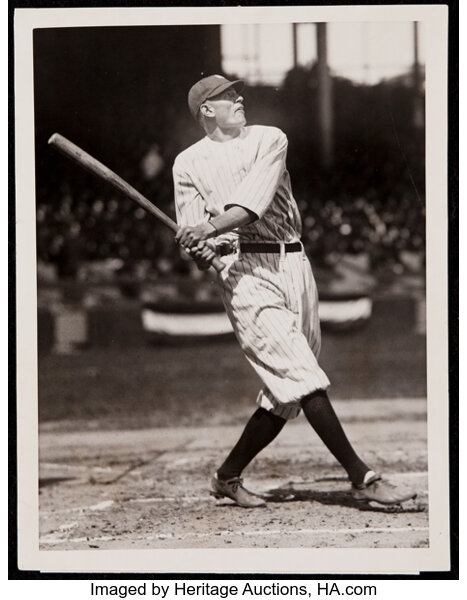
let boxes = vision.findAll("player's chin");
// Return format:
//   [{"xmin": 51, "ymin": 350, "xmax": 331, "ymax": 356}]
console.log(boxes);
[
  {"xmin": 237, "ymin": 113, "xmax": 247, "ymax": 126},
  {"xmin": 233, "ymin": 110, "xmax": 246, "ymax": 125}
]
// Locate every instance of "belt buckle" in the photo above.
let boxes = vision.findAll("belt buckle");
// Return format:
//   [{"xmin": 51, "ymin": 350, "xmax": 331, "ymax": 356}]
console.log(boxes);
[{"xmin": 279, "ymin": 242, "xmax": 286, "ymax": 260}]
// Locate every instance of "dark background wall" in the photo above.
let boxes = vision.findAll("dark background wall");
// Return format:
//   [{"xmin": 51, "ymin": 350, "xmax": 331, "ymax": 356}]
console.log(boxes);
[
  {"xmin": 34, "ymin": 26, "xmax": 221, "ymax": 163},
  {"xmin": 33, "ymin": 25, "xmax": 425, "ymax": 277}
]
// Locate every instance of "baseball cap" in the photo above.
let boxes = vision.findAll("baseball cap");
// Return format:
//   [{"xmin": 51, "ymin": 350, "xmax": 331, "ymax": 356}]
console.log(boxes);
[{"xmin": 188, "ymin": 74, "xmax": 244, "ymax": 119}]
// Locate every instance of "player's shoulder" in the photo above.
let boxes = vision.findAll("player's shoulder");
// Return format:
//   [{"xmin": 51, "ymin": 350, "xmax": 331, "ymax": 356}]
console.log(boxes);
[
  {"xmin": 173, "ymin": 137, "xmax": 208, "ymax": 171},
  {"xmin": 247, "ymin": 125, "xmax": 287, "ymax": 143}
]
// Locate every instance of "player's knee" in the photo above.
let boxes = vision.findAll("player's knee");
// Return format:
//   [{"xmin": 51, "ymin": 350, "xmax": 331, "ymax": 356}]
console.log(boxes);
[{"xmin": 299, "ymin": 389, "xmax": 329, "ymax": 409}]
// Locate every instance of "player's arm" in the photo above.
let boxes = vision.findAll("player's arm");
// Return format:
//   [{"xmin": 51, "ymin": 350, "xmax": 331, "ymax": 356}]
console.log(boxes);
[
  {"xmin": 225, "ymin": 128, "xmax": 288, "ymax": 219},
  {"xmin": 175, "ymin": 206, "xmax": 255, "ymax": 249},
  {"xmin": 173, "ymin": 162, "xmax": 219, "ymax": 269}
]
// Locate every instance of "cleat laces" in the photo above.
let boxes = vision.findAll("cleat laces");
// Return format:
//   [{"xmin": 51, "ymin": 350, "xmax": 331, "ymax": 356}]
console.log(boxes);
[{"xmin": 228, "ymin": 478, "xmax": 243, "ymax": 493}]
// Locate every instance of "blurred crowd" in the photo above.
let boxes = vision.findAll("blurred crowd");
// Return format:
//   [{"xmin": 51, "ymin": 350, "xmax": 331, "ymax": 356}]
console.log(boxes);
[
  {"xmin": 36, "ymin": 68, "xmax": 425, "ymax": 283},
  {"xmin": 296, "ymin": 151, "xmax": 425, "ymax": 272}
]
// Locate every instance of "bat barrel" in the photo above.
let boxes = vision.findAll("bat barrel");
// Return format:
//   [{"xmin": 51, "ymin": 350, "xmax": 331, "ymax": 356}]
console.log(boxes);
[
  {"xmin": 48, "ymin": 133, "xmax": 225, "ymax": 272},
  {"xmin": 48, "ymin": 133, "xmax": 178, "ymax": 232}
]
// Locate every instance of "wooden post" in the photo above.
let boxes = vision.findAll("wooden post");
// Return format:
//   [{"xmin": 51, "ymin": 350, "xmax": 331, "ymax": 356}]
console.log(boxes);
[
  {"xmin": 292, "ymin": 23, "xmax": 298, "ymax": 67},
  {"xmin": 316, "ymin": 23, "xmax": 334, "ymax": 168}
]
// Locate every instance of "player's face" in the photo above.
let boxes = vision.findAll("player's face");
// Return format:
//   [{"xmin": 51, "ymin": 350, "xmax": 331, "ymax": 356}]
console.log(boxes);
[{"xmin": 203, "ymin": 87, "xmax": 246, "ymax": 129}]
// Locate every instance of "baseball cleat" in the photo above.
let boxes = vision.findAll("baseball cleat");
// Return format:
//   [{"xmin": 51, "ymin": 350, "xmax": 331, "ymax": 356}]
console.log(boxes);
[
  {"xmin": 210, "ymin": 474, "xmax": 266, "ymax": 508},
  {"xmin": 351, "ymin": 472, "xmax": 417, "ymax": 505}
]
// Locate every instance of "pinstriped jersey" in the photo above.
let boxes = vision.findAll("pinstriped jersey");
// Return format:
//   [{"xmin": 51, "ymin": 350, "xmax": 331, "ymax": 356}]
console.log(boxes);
[
  {"xmin": 173, "ymin": 124, "xmax": 329, "ymax": 416},
  {"xmin": 173, "ymin": 125, "xmax": 302, "ymax": 243}
]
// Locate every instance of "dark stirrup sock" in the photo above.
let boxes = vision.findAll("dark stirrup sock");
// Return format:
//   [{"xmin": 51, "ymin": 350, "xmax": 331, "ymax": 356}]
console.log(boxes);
[
  {"xmin": 300, "ymin": 390, "xmax": 370, "ymax": 486},
  {"xmin": 216, "ymin": 407, "xmax": 287, "ymax": 481}
]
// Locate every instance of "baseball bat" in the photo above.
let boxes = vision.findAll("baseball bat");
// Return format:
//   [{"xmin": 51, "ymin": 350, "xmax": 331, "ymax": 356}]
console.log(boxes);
[{"xmin": 48, "ymin": 133, "xmax": 225, "ymax": 272}]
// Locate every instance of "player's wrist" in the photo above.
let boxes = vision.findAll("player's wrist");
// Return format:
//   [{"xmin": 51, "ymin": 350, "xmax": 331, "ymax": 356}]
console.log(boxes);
[{"xmin": 206, "ymin": 221, "xmax": 218, "ymax": 238}]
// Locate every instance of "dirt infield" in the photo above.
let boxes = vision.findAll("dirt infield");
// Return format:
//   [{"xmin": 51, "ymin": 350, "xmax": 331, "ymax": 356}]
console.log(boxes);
[
  {"xmin": 39, "ymin": 398, "xmax": 428, "ymax": 551},
  {"xmin": 37, "ymin": 310, "xmax": 428, "ymax": 553}
]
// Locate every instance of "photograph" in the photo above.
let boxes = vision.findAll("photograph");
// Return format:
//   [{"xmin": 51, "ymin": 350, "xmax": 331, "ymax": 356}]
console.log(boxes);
[{"xmin": 14, "ymin": 3, "xmax": 452, "ymax": 575}]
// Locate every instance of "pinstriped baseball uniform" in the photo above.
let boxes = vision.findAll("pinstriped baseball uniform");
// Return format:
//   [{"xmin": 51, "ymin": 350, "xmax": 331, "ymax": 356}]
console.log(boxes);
[{"xmin": 173, "ymin": 125, "xmax": 330, "ymax": 420}]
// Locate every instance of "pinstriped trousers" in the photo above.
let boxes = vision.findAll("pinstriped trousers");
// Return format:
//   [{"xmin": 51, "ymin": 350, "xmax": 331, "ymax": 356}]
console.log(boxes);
[{"xmin": 218, "ymin": 248, "xmax": 331, "ymax": 420}]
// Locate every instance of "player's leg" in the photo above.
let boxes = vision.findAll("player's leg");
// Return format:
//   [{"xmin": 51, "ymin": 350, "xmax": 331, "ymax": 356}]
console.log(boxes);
[
  {"xmin": 217, "ymin": 405, "xmax": 286, "ymax": 481},
  {"xmin": 211, "ymin": 405, "xmax": 286, "ymax": 508},
  {"xmin": 213, "ymin": 262, "xmax": 296, "ymax": 507},
  {"xmin": 300, "ymin": 389, "xmax": 370, "ymax": 486},
  {"xmin": 301, "ymin": 389, "xmax": 417, "ymax": 503},
  {"xmin": 212, "ymin": 263, "xmax": 320, "ymax": 507},
  {"xmin": 295, "ymin": 259, "xmax": 371, "ymax": 484},
  {"xmin": 300, "ymin": 390, "xmax": 418, "ymax": 504},
  {"xmin": 299, "ymin": 261, "xmax": 416, "ymax": 504}
]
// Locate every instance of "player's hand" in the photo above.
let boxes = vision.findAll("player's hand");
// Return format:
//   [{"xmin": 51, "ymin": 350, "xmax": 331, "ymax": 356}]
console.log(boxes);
[
  {"xmin": 186, "ymin": 240, "xmax": 217, "ymax": 271},
  {"xmin": 175, "ymin": 222, "xmax": 215, "ymax": 249}
]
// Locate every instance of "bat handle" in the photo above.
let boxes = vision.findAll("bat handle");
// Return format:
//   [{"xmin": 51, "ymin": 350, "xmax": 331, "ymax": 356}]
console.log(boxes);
[{"xmin": 211, "ymin": 256, "xmax": 225, "ymax": 272}]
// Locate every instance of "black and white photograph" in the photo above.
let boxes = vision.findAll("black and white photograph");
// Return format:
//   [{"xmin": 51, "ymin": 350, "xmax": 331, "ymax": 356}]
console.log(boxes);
[{"xmin": 14, "ymin": 3, "xmax": 452, "ymax": 575}]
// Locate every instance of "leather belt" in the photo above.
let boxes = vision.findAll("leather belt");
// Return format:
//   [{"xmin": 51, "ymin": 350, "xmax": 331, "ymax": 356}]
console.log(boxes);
[{"xmin": 239, "ymin": 242, "xmax": 302, "ymax": 253}]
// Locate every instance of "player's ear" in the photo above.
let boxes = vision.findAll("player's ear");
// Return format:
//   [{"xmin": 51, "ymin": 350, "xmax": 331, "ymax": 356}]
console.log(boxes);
[{"xmin": 199, "ymin": 102, "xmax": 215, "ymax": 118}]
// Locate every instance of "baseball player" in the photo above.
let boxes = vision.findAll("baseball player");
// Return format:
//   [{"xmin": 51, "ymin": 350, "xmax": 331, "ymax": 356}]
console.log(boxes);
[{"xmin": 173, "ymin": 75, "xmax": 416, "ymax": 508}]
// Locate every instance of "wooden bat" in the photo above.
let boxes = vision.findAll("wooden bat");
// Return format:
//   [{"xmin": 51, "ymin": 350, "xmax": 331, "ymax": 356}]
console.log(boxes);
[{"xmin": 48, "ymin": 133, "xmax": 225, "ymax": 272}]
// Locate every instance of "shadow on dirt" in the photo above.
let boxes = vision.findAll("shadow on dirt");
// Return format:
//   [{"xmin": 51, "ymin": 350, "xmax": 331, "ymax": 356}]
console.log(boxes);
[
  {"xmin": 39, "ymin": 476, "xmax": 75, "ymax": 488},
  {"xmin": 263, "ymin": 486, "xmax": 425, "ymax": 513}
]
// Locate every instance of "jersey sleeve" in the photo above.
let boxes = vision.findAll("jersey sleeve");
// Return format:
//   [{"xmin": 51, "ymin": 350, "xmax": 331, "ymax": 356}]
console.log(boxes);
[
  {"xmin": 224, "ymin": 128, "xmax": 288, "ymax": 219},
  {"xmin": 173, "ymin": 160, "xmax": 207, "ymax": 227},
  {"xmin": 172, "ymin": 158, "xmax": 238, "ymax": 249}
]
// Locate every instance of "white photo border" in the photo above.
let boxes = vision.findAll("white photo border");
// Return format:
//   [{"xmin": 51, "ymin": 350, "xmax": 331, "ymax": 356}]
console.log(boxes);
[{"xmin": 14, "ymin": 3, "xmax": 450, "ymax": 575}]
